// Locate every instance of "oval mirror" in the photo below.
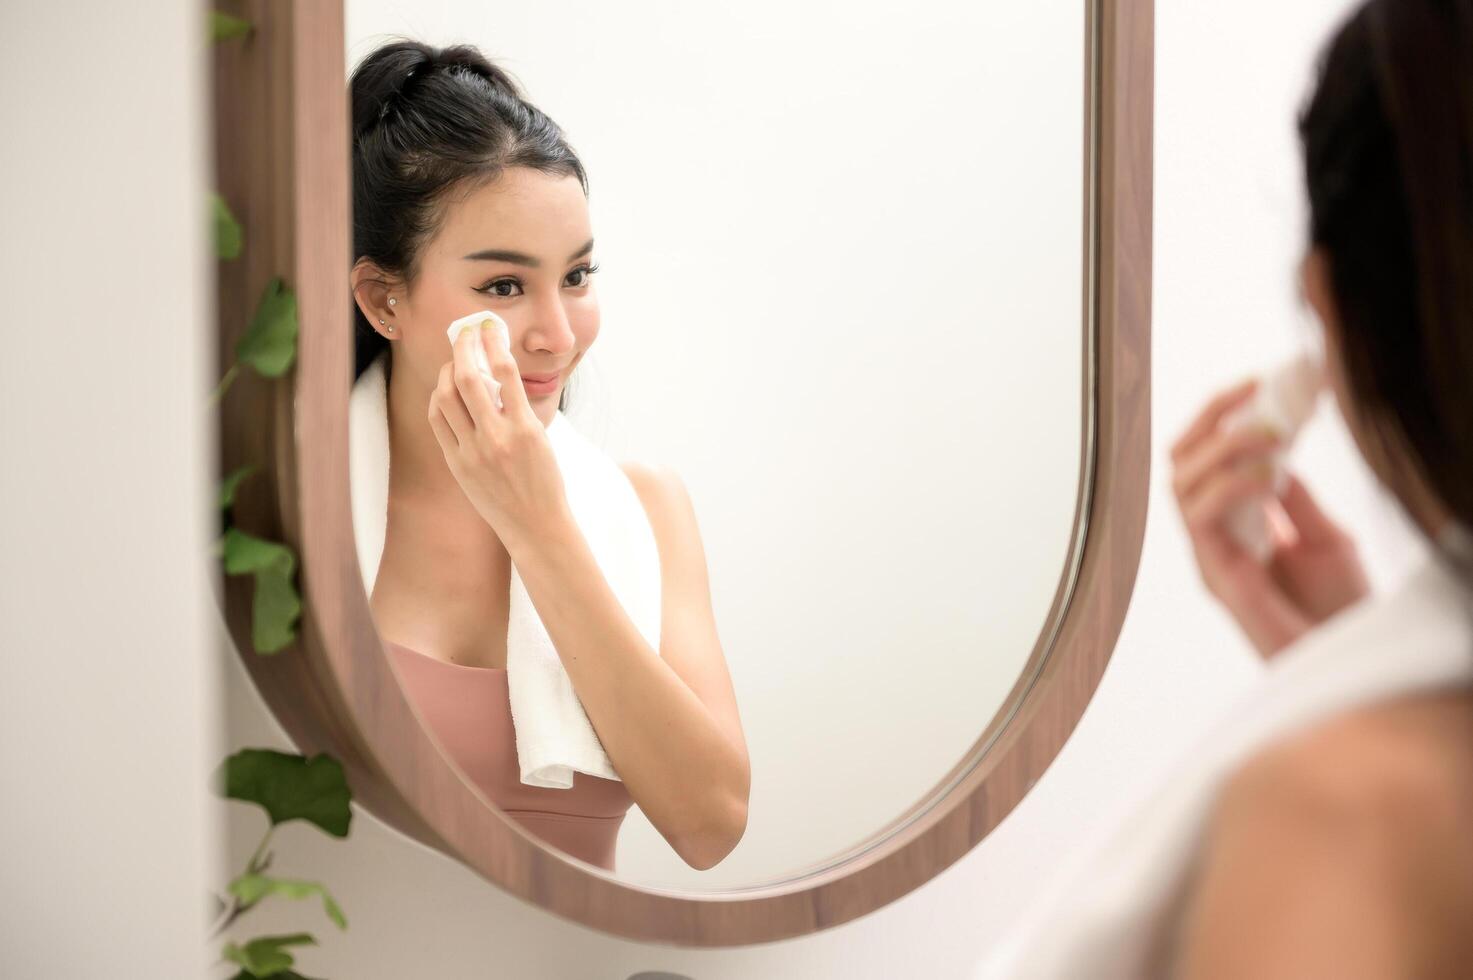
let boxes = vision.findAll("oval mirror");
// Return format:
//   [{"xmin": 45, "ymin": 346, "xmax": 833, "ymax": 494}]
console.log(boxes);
[{"xmin": 212, "ymin": 0, "xmax": 1152, "ymax": 945}]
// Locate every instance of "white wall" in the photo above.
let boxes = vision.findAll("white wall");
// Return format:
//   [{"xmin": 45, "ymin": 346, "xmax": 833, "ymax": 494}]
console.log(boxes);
[
  {"xmin": 0, "ymin": 2, "xmax": 217, "ymax": 977},
  {"xmin": 215, "ymin": 0, "xmax": 1433, "ymax": 976}
]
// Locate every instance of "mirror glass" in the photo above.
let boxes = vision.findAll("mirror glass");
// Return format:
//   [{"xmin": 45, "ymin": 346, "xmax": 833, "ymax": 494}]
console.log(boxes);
[{"xmin": 345, "ymin": 1, "xmax": 1085, "ymax": 890}]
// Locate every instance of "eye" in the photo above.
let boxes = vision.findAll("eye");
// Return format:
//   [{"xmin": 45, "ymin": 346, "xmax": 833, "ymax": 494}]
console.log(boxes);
[
  {"xmin": 566, "ymin": 262, "xmax": 600, "ymax": 287},
  {"xmin": 473, "ymin": 263, "xmax": 599, "ymax": 298},
  {"xmin": 475, "ymin": 277, "xmax": 523, "ymax": 298}
]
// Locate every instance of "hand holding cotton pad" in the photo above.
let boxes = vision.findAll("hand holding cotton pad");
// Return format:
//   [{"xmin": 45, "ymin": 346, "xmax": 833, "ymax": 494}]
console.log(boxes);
[
  {"xmin": 1219, "ymin": 348, "xmax": 1326, "ymax": 560},
  {"xmin": 446, "ymin": 310, "xmax": 512, "ymax": 408}
]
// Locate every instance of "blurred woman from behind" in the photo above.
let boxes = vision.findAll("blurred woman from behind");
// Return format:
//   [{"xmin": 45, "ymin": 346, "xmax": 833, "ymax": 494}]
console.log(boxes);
[{"xmin": 976, "ymin": 1, "xmax": 1473, "ymax": 976}]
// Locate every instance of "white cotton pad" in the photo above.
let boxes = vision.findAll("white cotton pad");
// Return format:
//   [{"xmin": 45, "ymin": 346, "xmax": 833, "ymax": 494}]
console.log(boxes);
[
  {"xmin": 446, "ymin": 310, "xmax": 511, "ymax": 407},
  {"xmin": 1220, "ymin": 348, "xmax": 1327, "ymax": 560},
  {"xmin": 446, "ymin": 310, "xmax": 511, "ymax": 359}
]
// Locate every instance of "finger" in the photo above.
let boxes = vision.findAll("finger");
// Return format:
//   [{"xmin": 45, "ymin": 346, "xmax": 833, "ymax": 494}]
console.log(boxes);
[
  {"xmin": 1172, "ymin": 424, "xmax": 1282, "ymax": 504},
  {"xmin": 1192, "ymin": 525, "xmax": 1308, "ymax": 633},
  {"xmin": 1180, "ymin": 460, "xmax": 1277, "ymax": 534},
  {"xmin": 452, "ymin": 324, "xmax": 501, "ymax": 428},
  {"xmin": 1265, "ymin": 499, "xmax": 1298, "ymax": 550},
  {"xmin": 1169, "ymin": 377, "xmax": 1260, "ymax": 463},
  {"xmin": 1221, "ymin": 555, "xmax": 1316, "ymax": 652},
  {"xmin": 1277, "ymin": 471, "xmax": 1346, "ymax": 547},
  {"xmin": 435, "ymin": 360, "xmax": 475, "ymax": 444},
  {"xmin": 482, "ymin": 320, "xmax": 533, "ymax": 421},
  {"xmin": 1244, "ymin": 583, "xmax": 1315, "ymax": 655}
]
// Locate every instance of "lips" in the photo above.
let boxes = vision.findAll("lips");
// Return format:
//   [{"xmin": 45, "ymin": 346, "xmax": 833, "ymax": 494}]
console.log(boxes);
[{"xmin": 520, "ymin": 371, "xmax": 561, "ymax": 384}]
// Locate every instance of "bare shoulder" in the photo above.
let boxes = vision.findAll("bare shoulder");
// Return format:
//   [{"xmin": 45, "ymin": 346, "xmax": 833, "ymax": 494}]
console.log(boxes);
[
  {"xmin": 617, "ymin": 460, "xmax": 708, "ymax": 569},
  {"xmin": 618, "ymin": 459, "xmax": 687, "ymax": 508},
  {"xmin": 618, "ymin": 460, "xmax": 698, "ymax": 534},
  {"xmin": 1177, "ymin": 691, "xmax": 1473, "ymax": 976},
  {"xmin": 1220, "ymin": 690, "xmax": 1473, "ymax": 830}
]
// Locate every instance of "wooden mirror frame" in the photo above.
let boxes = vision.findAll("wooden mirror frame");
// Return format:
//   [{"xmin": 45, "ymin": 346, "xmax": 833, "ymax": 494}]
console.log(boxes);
[{"xmin": 213, "ymin": 0, "xmax": 1151, "ymax": 946}]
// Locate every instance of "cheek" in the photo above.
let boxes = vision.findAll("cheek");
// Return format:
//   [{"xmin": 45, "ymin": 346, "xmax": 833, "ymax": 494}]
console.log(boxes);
[
  {"xmin": 572, "ymin": 309, "xmax": 600, "ymax": 350},
  {"xmin": 409, "ymin": 269, "xmax": 467, "ymax": 319},
  {"xmin": 402, "ymin": 290, "xmax": 468, "ymax": 386}
]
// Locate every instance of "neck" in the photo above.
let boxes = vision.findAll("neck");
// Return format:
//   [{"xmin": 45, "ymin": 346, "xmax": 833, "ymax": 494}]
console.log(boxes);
[
  {"xmin": 1403, "ymin": 478, "xmax": 1458, "ymax": 547},
  {"xmin": 383, "ymin": 360, "xmax": 508, "ymax": 554}
]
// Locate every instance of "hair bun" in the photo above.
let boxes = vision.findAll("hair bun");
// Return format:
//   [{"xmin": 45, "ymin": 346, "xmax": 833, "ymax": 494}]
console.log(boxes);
[
  {"xmin": 431, "ymin": 44, "xmax": 525, "ymax": 99},
  {"xmin": 351, "ymin": 40, "xmax": 438, "ymax": 138},
  {"xmin": 351, "ymin": 40, "xmax": 527, "ymax": 138}
]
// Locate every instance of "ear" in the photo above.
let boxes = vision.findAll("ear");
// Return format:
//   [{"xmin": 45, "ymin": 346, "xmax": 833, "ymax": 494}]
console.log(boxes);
[
  {"xmin": 1299, "ymin": 248, "xmax": 1340, "ymax": 340},
  {"xmin": 351, "ymin": 258, "xmax": 402, "ymax": 338},
  {"xmin": 1299, "ymin": 247, "xmax": 1347, "ymax": 403}
]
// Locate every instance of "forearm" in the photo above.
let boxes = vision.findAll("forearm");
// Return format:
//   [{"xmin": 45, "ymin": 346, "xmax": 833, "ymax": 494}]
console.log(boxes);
[{"xmin": 508, "ymin": 516, "xmax": 748, "ymax": 869}]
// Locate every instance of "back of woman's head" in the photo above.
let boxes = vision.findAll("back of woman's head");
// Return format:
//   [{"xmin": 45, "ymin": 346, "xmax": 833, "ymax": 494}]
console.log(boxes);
[
  {"xmin": 349, "ymin": 39, "xmax": 588, "ymax": 393},
  {"xmin": 1298, "ymin": 0, "xmax": 1473, "ymax": 558}
]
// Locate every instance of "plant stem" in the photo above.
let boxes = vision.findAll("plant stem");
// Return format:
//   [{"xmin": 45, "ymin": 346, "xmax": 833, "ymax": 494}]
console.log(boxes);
[
  {"xmin": 247, "ymin": 824, "xmax": 275, "ymax": 873},
  {"xmin": 207, "ymin": 892, "xmax": 239, "ymax": 940},
  {"xmin": 209, "ymin": 823, "xmax": 276, "ymax": 940},
  {"xmin": 211, "ymin": 362, "xmax": 239, "ymax": 406}
]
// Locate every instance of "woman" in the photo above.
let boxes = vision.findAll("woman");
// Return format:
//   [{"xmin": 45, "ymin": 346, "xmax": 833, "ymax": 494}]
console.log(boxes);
[
  {"xmin": 977, "ymin": 0, "xmax": 1473, "ymax": 975},
  {"xmin": 347, "ymin": 40, "xmax": 749, "ymax": 872}
]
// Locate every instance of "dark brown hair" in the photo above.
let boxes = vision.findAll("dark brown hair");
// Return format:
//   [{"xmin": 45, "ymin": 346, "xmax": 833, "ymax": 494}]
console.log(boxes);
[
  {"xmin": 1298, "ymin": 0, "xmax": 1473, "ymax": 571},
  {"xmin": 349, "ymin": 39, "xmax": 589, "ymax": 412}
]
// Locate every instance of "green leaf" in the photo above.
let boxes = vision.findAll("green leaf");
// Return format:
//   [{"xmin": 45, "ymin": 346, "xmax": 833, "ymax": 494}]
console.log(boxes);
[
  {"xmin": 221, "ymin": 527, "xmax": 292, "ymax": 577},
  {"xmin": 228, "ymin": 872, "xmax": 347, "ymax": 930},
  {"xmin": 236, "ymin": 277, "xmax": 298, "ymax": 378},
  {"xmin": 211, "ymin": 12, "xmax": 253, "ymax": 42},
  {"xmin": 252, "ymin": 565, "xmax": 300, "ymax": 653},
  {"xmin": 215, "ymin": 749, "xmax": 353, "ymax": 837},
  {"xmin": 212, "ymin": 193, "xmax": 243, "ymax": 260},
  {"xmin": 221, "ymin": 528, "xmax": 301, "ymax": 653},
  {"xmin": 230, "ymin": 972, "xmax": 323, "ymax": 980},
  {"xmin": 219, "ymin": 464, "xmax": 256, "ymax": 511},
  {"xmin": 221, "ymin": 933, "xmax": 315, "ymax": 978}
]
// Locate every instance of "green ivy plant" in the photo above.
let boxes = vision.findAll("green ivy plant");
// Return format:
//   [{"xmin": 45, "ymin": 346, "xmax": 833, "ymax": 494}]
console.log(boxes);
[
  {"xmin": 209, "ymin": 750, "xmax": 352, "ymax": 980},
  {"xmin": 210, "ymin": 11, "xmax": 253, "ymax": 42},
  {"xmin": 209, "ymin": 13, "xmax": 354, "ymax": 978},
  {"xmin": 212, "ymin": 275, "xmax": 298, "ymax": 407}
]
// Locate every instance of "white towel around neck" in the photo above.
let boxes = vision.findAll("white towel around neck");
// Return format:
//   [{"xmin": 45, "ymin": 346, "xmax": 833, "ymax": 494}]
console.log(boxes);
[{"xmin": 349, "ymin": 349, "xmax": 663, "ymax": 789}]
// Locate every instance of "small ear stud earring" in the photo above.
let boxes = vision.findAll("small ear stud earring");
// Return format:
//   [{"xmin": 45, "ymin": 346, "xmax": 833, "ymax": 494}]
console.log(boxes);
[{"xmin": 388, "ymin": 297, "xmax": 397, "ymax": 306}]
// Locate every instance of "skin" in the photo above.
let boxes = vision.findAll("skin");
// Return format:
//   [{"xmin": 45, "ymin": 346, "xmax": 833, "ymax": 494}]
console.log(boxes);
[
  {"xmin": 350, "ymin": 166, "xmax": 750, "ymax": 870},
  {"xmin": 1167, "ymin": 247, "xmax": 1473, "ymax": 976}
]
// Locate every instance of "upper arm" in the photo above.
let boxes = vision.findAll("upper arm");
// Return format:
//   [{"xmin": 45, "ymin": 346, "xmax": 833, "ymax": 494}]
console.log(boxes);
[
  {"xmin": 1174, "ymin": 719, "xmax": 1449, "ymax": 980},
  {"xmin": 619, "ymin": 460, "xmax": 747, "ymax": 761}
]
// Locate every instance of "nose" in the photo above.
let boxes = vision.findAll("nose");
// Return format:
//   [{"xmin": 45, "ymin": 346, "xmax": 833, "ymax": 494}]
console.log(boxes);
[{"xmin": 518, "ymin": 292, "xmax": 577, "ymax": 357}]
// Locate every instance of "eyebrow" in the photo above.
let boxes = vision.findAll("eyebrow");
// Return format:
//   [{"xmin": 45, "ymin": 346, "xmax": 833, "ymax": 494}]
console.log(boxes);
[{"xmin": 462, "ymin": 238, "xmax": 594, "ymax": 267}]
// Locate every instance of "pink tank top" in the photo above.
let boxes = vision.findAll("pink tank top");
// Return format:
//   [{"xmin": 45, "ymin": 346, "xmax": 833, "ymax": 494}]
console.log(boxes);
[{"xmin": 386, "ymin": 641, "xmax": 634, "ymax": 871}]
